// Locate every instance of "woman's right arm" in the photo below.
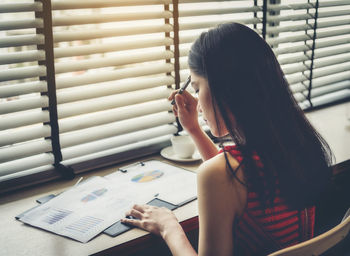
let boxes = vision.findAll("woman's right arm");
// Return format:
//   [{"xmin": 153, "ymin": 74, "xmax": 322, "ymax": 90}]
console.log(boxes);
[{"xmin": 168, "ymin": 90, "xmax": 218, "ymax": 161}]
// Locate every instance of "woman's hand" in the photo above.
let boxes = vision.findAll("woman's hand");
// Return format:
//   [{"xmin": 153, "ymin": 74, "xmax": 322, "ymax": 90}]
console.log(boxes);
[
  {"xmin": 121, "ymin": 204, "xmax": 183, "ymax": 238},
  {"xmin": 122, "ymin": 204, "xmax": 197, "ymax": 256},
  {"xmin": 168, "ymin": 90, "xmax": 200, "ymax": 134}
]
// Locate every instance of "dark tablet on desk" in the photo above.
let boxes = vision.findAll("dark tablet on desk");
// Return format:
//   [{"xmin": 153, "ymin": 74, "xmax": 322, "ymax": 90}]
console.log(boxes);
[{"xmin": 103, "ymin": 198, "xmax": 177, "ymax": 237}]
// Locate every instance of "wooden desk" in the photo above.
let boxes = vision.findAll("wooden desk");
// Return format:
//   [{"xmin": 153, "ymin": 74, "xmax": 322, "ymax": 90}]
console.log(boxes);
[
  {"xmin": 306, "ymin": 101, "xmax": 350, "ymax": 166},
  {"xmin": 1, "ymin": 102, "xmax": 350, "ymax": 256},
  {"xmin": 0, "ymin": 157, "xmax": 201, "ymax": 256}
]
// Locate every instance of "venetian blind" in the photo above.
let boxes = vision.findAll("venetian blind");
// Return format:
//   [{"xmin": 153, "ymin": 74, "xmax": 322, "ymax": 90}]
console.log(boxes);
[
  {"xmin": 267, "ymin": 0, "xmax": 350, "ymax": 109},
  {"xmin": 0, "ymin": 1, "xmax": 55, "ymax": 181},
  {"xmin": 51, "ymin": 0, "xmax": 177, "ymax": 167},
  {"xmin": 0, "ymin": 0, "xmax": 179, "ymax": 187}
]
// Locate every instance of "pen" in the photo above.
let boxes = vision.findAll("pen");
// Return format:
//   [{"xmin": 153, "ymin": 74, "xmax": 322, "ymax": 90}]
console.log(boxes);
[
  {"xmin": 74, "ymin": 177, "xmax": 83, "ymax": 187},
  {"xmin": 171, "ymin": 75, "xmax": 191, "ymax": 105}
]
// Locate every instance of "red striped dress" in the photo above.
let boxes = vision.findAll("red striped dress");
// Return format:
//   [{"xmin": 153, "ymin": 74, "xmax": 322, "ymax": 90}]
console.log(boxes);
[{"xmin": 220, "ymin": 146, "xmax": 315, "ymax": 255}]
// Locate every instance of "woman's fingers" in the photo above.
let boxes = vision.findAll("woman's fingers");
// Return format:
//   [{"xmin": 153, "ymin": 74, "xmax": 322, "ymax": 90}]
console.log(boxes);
[
  {"xmin": 121, "ymin": 205, "xmax": 182, "ymax": 237},
  {"xmin": 172, "ymin": 106, "xmax": 178, "ymax": 117},
  {"xmin": 168, "ymin": 89, "xmax": 196, "ymax": 104},
  {"xmin": 175, "ymin": 94, "xmax": 185, "ymax": 107},
  {"xmin": 122, "ymin": 205, "xmax": 149, "ymax": 229},
  {"xmin": 168, "ymin": 89, "xmax": 179, "ymax": 101},
  {"xmin": 175, "ymin": 95, "xmax": 187, "ymax": 116},
  {"xmin": 124, "ymin": 204, "xmax": 147, "ymax": 219},
  {"xmin": 125, "ymin": 208, "xmax": 143, "ymax": 219},
  {"xmin": 133, "ymin": 204, "xmax": 147, "ymax": 213},
  {"xmin": 121, "ymin": 216, "xmax": 142, "ymax": 228}
]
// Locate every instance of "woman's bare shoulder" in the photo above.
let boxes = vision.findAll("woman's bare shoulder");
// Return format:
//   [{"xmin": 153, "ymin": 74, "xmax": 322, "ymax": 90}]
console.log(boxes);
[{"xmin": 197, "ymin": 151, "xmax": 247, "ymax": 216}]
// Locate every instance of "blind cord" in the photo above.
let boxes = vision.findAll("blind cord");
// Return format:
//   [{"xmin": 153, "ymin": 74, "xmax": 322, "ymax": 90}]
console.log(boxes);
[
  {"xmin": 262, "ymin": 0, "xmax": 267, "ymax": 40},
  {"xmin": 307, "ymin": 0, "xmax": 319, "ymax": 108},
  {"xmin": 172, "ymin": 0, "xmax": 183, "ymax": 133},
  {"xmin": 37, "ymin": 0, "xmax": 75, "ymax": 180}
]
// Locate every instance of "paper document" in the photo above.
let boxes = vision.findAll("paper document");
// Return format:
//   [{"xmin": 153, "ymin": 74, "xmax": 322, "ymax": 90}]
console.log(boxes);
[
  {"xmin": 18, "ymin": 160, "xmax": 197, "ymax": 243},
  {"xmin": 105, "ymin": 160, "xmax": 197, "ymax": 205}
]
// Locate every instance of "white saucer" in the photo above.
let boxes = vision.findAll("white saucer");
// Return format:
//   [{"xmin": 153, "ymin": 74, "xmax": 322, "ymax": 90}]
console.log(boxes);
[{"xmin": 160, "ymin": 146, "xmax": 201, "ymax": 162}]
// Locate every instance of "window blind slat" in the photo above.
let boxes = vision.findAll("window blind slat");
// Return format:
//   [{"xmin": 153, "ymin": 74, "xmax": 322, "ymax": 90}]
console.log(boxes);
[
  {"xmin": 307, "ymin": 80, "xmax": 350, "ymax": 99},
  {"xmin": 282, "ymin": 64, "xmax": 309, "ymax": 75},
  {"xmin": 0, "ymin": 81, "xmax": 47, "ymax": 98},
  {"xmin": 0, "ymin": 66, "xmax": 46, "ymax": 82},
  {"xmin": 0, "ymin": 96, "xmax": 48, "ymax": 115},
  {"xmin": 55, "ymin": 50, "xmax": 174, "ymax": 74},
  {"xmin": 291, "ymin": 83, "xmax": 308, "ymax": 94},
  {"xmin": 0, "ymin": 125, "xmax": 51, "ymax": 147},
  {"xmin": 61, "ymin": 135, "xmax": 172, "ymax": 167},
  {"xmin": 57, "ymin": 87, "xmax": 172, "ymax": 118},
  {"xmin": 267, "ymin": 28, "xmax": 350, "ymax": 45},
  {"xmin": 313, "ymin": 54, "xmax": 350, "ymax": 69},
  {"xmin": 267, "ymin": 9, "xmax": 350, "ymax": 23},
  {"xmin": 179, "ymin": 6, "xmax": 261, "ymax": 17},
  {"xmin": 61, "ymin": 124, "xmax": 176, "ymax": 161},
  {"xmin": 291, "ymin": 71, "xmax": 350, "ymax": 94},
  {"xmin": 51, "ymin": 0, "xmax": 172, "ymax": 10},
  {"xmin": 282, "ymin": 54, "xmax": 350, "ymax": 75},
  {"xmin": 53, "ymin": 24, "xmax": 173, "ymax": 43},
  {"xmin": 279, "ymin": 54, "xmax": 309, "ymax": 65},
  {"xmin": 0, "ymin": 3, "xmax": 42, "ymax": 13},
  {"xmin": 278, "ymin": 46, "xmax": 350, "ymax": 65},
  {"xmin": 286, "ymin": 61, "xmax": 350, "ymax": 86},
  {"xmin": 52, "ymin": 11, "xmax": 173, "ymax": 26},
  {"xmin": 59, "ymin": 99, "xmax": 172, "ymax": 134},
  {"xmin": 274, "ymin": 36, "xmax": 350, "ymax": 55},
  {"xmin": 274, "ymin": 45, "xmax": 311, "ymax": 56},
  {"xmin": 179, "ymin": 0, "xmax": 242, "ymax": 2},
  {"xmin": 179, "ymin": 17, "xmax": 261, "ymax": 31},
  {"xmin": 60, "ymin": 112, "xmax": 175, "ymax": 148},
  {"xmin": 266, "ymin": 18, "xmax": 350, "ymax": 34},
  {"xmin": 0, "ymin": 50, "xmax": 45, "ymax": 65},
  {"xmin": 0, "ymin": 34, "xmax": 44, "ymax": 48},
  {"xmin": 293, "ymin": 92, "xmax": 307, "ymax": 103},
  {"xmin": 312, "ymin": 62, "xmax": 350, "ymax": 79},
  {"xmin": 0, "ymin": 140, "xmax": 52, "ymax": 163},
  {"xmin": 56, "ymin": 76, "xmax": 174, "ymax": 104},
  {"xmin": 267, "ymin": 1, "xmax": 349, "ymax": 11},
  {"xmin": 286, "ymin": 73, "xmax": 309, "ymax": 85},
  {"xmin": 0, "ymin": 154, "xmax": 54, "ymax": 178},
  {"xmin": 0, "ymin": 19, "xmax": 43, "ymax": 31},
  {"xmin": 310, "ymin": 89, "xmax": 350, "ymax": 107},
  {"xmin": 54, "ymin": 37, "xmax": 173, "ymax": 58},
  {"xmin": 0, "ymin": 110, "xmax": 49, "ymax": 131},
  {"xmin": 311, "ymin": 71, "xmax": 350, "ymax": 89},
  {"xmin": 55, "ymin": 63, "xmax": 174, "ymax": 89},
  {"xmin": 179, "ymin": 33, "xmax": 201, "ymax": 44}
]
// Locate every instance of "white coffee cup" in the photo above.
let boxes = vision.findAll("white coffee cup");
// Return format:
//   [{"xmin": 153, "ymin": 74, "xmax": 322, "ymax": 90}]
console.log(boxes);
[{"xmin": 171, "ymin": 135, "xmax": 195, "ymax": 158}]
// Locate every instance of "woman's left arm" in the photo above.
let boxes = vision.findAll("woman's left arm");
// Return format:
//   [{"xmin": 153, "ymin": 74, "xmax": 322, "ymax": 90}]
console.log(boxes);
[{"xmin": 196, "ymin": 153, "xmax": 247, "ymax": 256}]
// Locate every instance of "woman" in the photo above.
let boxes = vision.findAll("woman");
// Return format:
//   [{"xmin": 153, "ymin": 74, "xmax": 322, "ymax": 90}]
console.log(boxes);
[{"xmin": 121, "ymin": 22, "xmax": 332, "ymax": 255}]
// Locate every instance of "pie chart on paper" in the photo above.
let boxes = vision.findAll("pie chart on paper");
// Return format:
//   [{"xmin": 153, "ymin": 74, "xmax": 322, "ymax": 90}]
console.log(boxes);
[{"xmin": 131, "ymin": 170, "xmax": 164, "ymax": 183}]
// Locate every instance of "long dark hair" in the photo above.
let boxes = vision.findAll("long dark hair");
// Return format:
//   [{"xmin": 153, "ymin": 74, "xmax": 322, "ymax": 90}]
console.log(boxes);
[{"xmin": 188, "ymin": 22, "xmax": 332, "ymax": 209}]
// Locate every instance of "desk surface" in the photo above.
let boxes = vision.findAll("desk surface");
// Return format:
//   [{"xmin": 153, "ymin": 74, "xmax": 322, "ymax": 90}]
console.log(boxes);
[
  {"xmin": 306, "ymin": 101, "xmax": 350, "ymax": 165},
  {"xmin": 1, "ymin": 102, "xmax": 350, "ymax": 256}
]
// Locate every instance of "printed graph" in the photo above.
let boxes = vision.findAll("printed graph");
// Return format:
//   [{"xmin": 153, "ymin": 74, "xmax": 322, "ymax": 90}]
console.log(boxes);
[
  {"xmin": 65, "ymin": 216, "xmax": 103, "ymax": 233},
  {"xmin": 42, "ymin": 208, "xmax": 72, "ymax": 225},
  {"xmin": 131, "ymin": 170, "xmax": 163, "ymax": 183},
  {"xmin": 81, "ymin": 188, "xmax": 108, "ymax": 202}
]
